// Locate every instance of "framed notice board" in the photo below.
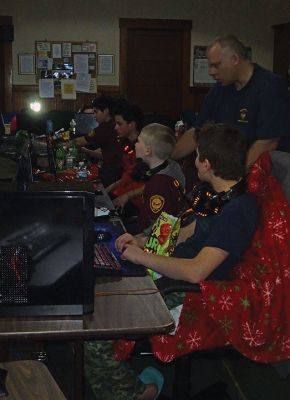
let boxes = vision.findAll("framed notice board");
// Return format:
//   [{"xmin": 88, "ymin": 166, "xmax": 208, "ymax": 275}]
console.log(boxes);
[
  {"xmin": 193, "ymin": 45, "xmax": 215, "ymax": 85},
  {"xmin": 35, "ymin": 41, "xmax": 98, "ymax": 97}
]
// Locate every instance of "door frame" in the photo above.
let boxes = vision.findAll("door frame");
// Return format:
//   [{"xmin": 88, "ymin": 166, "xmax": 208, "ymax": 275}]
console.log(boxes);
[
  {"xmin": 119, "ymin": 18, "xmax": 192, "ymax": 110},
  {"xmin": 0, "ymin": 15, "xmax": 13, "ymax": 111}
]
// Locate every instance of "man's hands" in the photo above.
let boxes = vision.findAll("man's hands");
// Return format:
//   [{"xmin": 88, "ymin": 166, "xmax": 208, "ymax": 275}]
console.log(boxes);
[
  {"xmin": 115, "ymin": 233, "xmax": 147, "ymax": 265},
  {"xmin": 80, "ymin": 147, "xmax": 103, "ymax": 159},
  {"xmin": 113, "ymin": 193, "xmax": 130, "ymax": 213},
  {"xmin": 115, "ymin": 233, "xmax": 138, "ymax": 252}
]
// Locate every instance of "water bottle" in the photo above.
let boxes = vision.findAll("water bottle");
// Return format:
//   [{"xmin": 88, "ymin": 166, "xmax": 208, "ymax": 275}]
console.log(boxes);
[
  {"xmin": 70, "ymin": 141, "xmax": 79, "ymax": 162},
  {"xmin": 77, "ymin": 161, "xmax": 88, "ymax": 180},
  {"xmin": 69, "ymin": 119, "xmax": 76, "ymax": 138},
  {"xmin": 66, "ymin": 149, "xmax": 74, "ymax": 169}
]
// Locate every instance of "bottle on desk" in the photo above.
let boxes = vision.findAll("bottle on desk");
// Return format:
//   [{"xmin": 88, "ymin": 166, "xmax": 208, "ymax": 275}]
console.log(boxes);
[
  {"xmin": 66, "ymin": 148, "xmax": 74, "ymax": 169},
  {"xmin": 55, "ymin": 144, "xmax": 67, "ymax": 171},
  {"xmin": 76, "ymin": 161, "xmax": 88, "ymax": 180},
  {"xmin": 69, "ymin": 141, "xmax": 79, "ymax": 161},
  {"xmin": 53, "ymin": 128, "xmax": 65, "ymax": 142},
  {"xmin": 69, "ymin": 119, "xmax": 76, "ymax": 138}
]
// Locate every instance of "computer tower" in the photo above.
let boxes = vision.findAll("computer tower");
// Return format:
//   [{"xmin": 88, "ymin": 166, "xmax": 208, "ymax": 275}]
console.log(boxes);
[{"xmin": 0, "ymin": 190, "xmax": 95, "ymax": 316}]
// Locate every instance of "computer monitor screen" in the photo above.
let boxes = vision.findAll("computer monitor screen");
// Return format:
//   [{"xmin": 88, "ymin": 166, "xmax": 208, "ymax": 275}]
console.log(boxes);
[
  {"xmin": 16, "ymin": 110, "xmax": 47, "ymax": 136},
  {"xmin": 0, "ymin": 190, "xmax": 95, "ymax": 316}
]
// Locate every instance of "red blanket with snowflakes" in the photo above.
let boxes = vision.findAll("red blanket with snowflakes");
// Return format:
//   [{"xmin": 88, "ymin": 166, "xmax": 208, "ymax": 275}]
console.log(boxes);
[{"xmin": 114, "ymin": 152, "xmax": 290, "ymax": 364}]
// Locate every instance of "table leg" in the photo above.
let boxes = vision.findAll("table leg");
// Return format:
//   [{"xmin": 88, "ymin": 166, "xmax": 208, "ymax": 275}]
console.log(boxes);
[
  {"xmin": 0, "ymin": 346, "xmax": 9, "ymax": 362},
  {"xmin": 72, "ymin": 340, "xmax": 84, "ymax": 400}
]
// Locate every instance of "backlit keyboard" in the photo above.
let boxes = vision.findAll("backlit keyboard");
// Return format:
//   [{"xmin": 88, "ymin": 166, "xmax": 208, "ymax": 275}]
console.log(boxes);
[{"xmin": 94, "ymin": 243, "xmax": 121, "ymax": 271}]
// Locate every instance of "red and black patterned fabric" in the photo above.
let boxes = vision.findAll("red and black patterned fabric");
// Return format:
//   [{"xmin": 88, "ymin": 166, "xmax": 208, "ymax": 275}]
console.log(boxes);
[
  {"xmin": 114, "ymin": 152, "xmax": 290, "ymax": 364},
  {"xmin": 110, "ymin": 142, "xmax": 144, "ymax": 210}
]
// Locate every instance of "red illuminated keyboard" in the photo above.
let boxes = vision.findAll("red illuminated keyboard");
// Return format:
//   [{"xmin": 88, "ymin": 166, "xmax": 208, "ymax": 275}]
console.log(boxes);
[{"xmin": 94, "ymin": 243, "xmax": 121, "ymax": 271}]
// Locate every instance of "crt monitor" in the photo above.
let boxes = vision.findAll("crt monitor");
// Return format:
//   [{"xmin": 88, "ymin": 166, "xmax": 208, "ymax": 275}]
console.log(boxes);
[{"xmin": 0, "ymin": 190, "xmax": 95, "ymax": 316}]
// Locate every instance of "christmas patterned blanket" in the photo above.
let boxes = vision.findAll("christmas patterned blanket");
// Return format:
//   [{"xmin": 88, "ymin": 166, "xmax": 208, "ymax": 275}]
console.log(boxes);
[{"xmin": 114, "ymin": 152, "xmax": 290, "ymax": 364}]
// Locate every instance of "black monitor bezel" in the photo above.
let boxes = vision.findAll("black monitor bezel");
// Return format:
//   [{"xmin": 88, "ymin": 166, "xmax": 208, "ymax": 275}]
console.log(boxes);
[{"xmin": 0, "ymin": 190, "xmax": 95, "ymax": 316}]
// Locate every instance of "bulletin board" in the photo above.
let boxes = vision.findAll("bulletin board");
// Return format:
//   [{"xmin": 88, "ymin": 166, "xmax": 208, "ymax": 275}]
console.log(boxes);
[
  {"xmin": 35, "ymin": 40, "xmax": 98, "ymax": 98},
  {"xmin": 193, "ymin": 45, "xmax": 215, "ymax": 85}
]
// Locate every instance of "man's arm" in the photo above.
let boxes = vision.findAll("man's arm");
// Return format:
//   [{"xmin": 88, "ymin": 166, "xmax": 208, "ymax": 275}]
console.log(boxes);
[
  {"xmin": 171, "ymin": 128, "xmax": 197, "ymax": 160},
  {"xmin": 176, "ymin": 219, "xmax": 196, "ymax": 244},
  {"xmin": 80, "ymin": 147, "xmax": 102, "ymax": 159},
  {"xmin": 75, "ymin": 136, "xmax": 89, "ymax": 148},
  {"xmin": 247, "ymin": 138, "xmax": 279, "ymax": 168},
  {"xmin": 121, "ymin": 244, "xmax": 228, "ymax": 283},
  {"xmin": 113, "ymin": 186, "xmax": 145, "ymax": 212}
]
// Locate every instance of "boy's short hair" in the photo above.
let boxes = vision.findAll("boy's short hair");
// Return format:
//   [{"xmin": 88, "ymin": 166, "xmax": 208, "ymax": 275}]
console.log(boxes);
[
  {"xmin": 79, "ymin": 105, "xmax": 93, "ymax": 113},
  {"xmin": 91, "ymin": 96, "xmax": 115, "ymax": 113},
  {"xmin": 140, "ymin": 123, "xmax": 176, "ymax": 160},
  {"xmin": 114, "ymin": 102, "xmax": 144, "ymax": 132},
  {"xmin": 196, "ymin": 122, "xmax": 249, "ymax": 180}
]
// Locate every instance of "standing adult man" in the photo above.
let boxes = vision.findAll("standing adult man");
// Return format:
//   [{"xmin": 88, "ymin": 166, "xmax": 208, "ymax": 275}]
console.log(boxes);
[{"xmin": 172, "ymin": 35, "xmax": 290, "ymax": 167}]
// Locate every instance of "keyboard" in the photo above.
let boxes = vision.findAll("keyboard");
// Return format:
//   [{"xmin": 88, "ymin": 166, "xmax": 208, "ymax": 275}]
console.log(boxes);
[
  {"xmin": 94, "ymin": 243, "xmax": 121, "ymax": 272},
  {"xmin": 93, "ymin": 217, "xmax": 146, "ymax": 277}
]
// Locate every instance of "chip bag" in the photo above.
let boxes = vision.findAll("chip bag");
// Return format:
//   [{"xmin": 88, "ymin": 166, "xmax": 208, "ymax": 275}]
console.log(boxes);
[{"xmin": 144, "ymin": 212, "xmax": 180, "ymax": 280}]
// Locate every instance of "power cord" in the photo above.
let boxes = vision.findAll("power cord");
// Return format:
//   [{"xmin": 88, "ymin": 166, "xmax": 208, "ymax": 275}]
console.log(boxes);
[{"xmin": 95, "ymin": 288, "xmax": 161, "ymax": 297}]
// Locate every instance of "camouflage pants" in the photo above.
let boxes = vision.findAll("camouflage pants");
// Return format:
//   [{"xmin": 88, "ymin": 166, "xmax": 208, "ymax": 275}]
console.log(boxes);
[{"xmin": 84, "ymin": 291, "xmax": 185, "ymax": 399}]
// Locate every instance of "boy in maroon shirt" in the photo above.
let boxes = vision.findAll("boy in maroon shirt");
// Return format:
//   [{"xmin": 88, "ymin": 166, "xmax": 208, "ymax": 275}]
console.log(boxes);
[{"xmin": 75, "ymin": 96, "xmax": 122, "ymax": 187}]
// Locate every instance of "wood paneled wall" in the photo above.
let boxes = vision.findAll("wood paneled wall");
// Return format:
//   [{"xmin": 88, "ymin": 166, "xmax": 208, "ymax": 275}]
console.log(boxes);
[
  {"xmin": 12, "ymin": 84, "xmax": 209, "ymax": 114},
  {"xmin": 12, "ymin": 85, "xmax": 121, "ymax": 112}
]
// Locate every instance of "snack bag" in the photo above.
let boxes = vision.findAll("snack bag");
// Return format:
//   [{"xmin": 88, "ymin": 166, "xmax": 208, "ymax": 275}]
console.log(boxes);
[{"xmin": 144, "ymin": 212, "xmax": 180, "ymax": 280}]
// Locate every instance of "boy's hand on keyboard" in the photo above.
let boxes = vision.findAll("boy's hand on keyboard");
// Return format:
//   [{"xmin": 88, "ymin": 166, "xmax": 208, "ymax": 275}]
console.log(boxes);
[
  {"xmin": 121, "ymin": 243, "xmax": 145, "ymax": 265},
  {"xmin": 115, "ymin": 233, "xmax": 138, "ymax": 252}
]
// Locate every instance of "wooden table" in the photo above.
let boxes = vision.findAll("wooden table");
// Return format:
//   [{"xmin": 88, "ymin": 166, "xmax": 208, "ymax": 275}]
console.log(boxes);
[{"xmin": 0, "ymin": 276, "xmax": 174, "ymax": 399}]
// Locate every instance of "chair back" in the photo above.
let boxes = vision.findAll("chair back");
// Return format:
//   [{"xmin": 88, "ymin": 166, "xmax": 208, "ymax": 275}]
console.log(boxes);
[{"xmin": 270, "ymin": 150, "xmax": 290, "ymax": 203}]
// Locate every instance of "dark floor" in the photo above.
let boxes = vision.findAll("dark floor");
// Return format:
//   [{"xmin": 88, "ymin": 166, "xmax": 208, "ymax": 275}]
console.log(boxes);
[{"xmin": 8, "ymin": 341, "xmax": 290, "ymax": 400}]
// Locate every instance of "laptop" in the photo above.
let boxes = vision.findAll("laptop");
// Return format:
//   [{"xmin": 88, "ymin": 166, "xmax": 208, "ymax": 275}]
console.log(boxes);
[
  {"xmin": 94, "ymin": 185, "xmax": 115, "ymax": 211},
  {"xmin": 94, "ymin": 217, "xmax": 146, "ymax": 277}
]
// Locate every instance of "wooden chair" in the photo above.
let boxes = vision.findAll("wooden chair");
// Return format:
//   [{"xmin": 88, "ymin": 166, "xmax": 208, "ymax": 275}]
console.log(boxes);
[{"xmin": 0, "ymin": 360, "xmax": 66, "ymax": 399}]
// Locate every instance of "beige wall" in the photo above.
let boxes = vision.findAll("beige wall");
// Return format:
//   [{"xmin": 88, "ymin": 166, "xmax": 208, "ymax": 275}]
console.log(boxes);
[{"xmin": 1, "ymin": 0, "xmax": 290, "ymax": 86}]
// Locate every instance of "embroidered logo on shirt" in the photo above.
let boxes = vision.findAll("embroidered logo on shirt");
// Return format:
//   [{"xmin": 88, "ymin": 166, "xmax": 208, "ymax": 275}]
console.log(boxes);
[
  {"xmin": 150, "ymin": 195, "xmax": 165, "ymax": 213},
  {"xmin": 238, "ymin": 108, "xmax": 248, "ymax": 123}
]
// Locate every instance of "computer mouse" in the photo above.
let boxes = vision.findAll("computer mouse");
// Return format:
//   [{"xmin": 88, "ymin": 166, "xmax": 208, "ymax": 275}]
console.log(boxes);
[{"xmin": 95, "ymin": 230, "xmax": 112, "ymax": 242}]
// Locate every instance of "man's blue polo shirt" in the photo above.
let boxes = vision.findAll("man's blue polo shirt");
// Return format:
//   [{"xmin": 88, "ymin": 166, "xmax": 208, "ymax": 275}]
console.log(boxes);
[{"xmin": 196, "ymin": 63, "xmax": 290, "ymax": 151}]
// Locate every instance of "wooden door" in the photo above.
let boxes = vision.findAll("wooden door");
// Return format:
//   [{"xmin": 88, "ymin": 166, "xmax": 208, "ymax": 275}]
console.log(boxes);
[
  {"xmin": 120, "ymin": 19, "xmax": 192, "ymax": 120},
  {"xmin": 273, "ymin": 23, "xmax": 290, "ymax": 80},
  {"xmin": 0, "ymin": 16, "xmax": 13, "ymax": 112}
]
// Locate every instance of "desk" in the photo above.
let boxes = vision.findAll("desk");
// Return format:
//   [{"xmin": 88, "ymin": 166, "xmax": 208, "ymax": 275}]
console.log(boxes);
[{"xmin": 0, "ymin": 275, "xmax": 174, "ymax": 399}]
